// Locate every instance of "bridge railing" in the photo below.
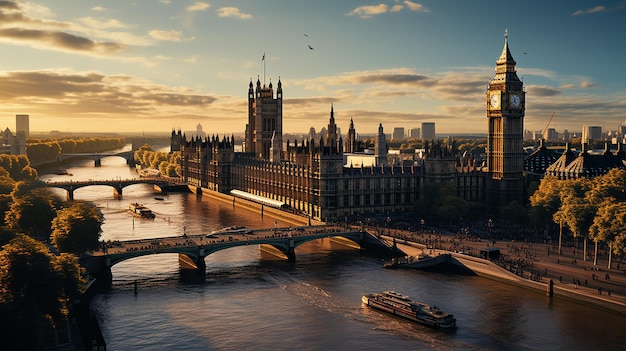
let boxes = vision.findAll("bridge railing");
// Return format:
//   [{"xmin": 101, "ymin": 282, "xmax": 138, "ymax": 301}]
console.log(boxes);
[
  {"xmin": 99, "ymin": 225, "xmax": 361, "ymax": 255},
  {"xmin": 45, "ymin": 176, "xmax": 178, "ymax": 186}
]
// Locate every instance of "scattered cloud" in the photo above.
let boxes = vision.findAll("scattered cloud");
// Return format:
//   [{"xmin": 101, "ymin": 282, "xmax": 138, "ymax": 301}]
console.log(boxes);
[
  {"xmin": 160, "ymin": 0, "xmax": 171, "ymax": 4},
  {"xmin": 294, "ymin": 69, "xmax": 438, "ymax": 92},
  {"xmin": 402, "ymin": 1, "xmax": 429, "ymax": 12},
  {"xmin": 16, "ymin": 2, "xmax": 55, "ymax": 19},
  {"xmin": 0, "ymin": 1, "xmax": 178, "ymax": 60},
  {"xmin": 579, "ymin": 81, "xmax": 596, "ymax": 88},
  {"xmin": 217, "ymin": 7, "xmax": 252, "ymax": 19},
  {"xmin": 560, "ymin": 81, "xmax": 597, "ymax": 89},
  {"xmin": 0, "ymin": 1, "xmax": 138, "ymax": 56},
  {"xmin": 187, "ymin": 2, "xmax": 210, "ymax": 12},
  {"xmin": 149, "ymin": 29, "xmax": 183, "ymax": 42},
  {"xmin": 526, "ymin": 85, "xmax": 562, "ymax": 97},
  {"xmin": 348, "ymin": 1, "xmax": 429, "ymax": 18},
  {"xmin": 78, "ymin": 16, "xmax": 129, "ymax": 29},
  {"xmin": 0, "ymin": 1, "xmax": 19, "ymax": 11},
  {"xmin": 0, "ymin": 27, "xmax": 126, "ymax": 54},
  {"xmin": 91, "ymin": 6, "xmax": 106, "ymax": 12},
  {"xmin": 348, "ymin": 4, "xmax": 388, "ymax": 19},
  {"xmin": 572, "ymin": 6, "xmax": 606, "ymax": 16},
  {"xmin": 0, "ymin": 70, "xmax": 218, "ymax": 118}
]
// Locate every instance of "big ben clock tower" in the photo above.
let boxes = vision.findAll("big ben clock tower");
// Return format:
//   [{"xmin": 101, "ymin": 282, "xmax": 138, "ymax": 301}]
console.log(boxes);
[{"xmin": 486, "ymin": 29, "xmax": 525, "ymax": 208}]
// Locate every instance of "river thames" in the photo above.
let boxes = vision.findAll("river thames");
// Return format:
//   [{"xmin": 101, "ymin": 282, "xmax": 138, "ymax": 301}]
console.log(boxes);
[{"xmin": 41, "ymin": 153, "xmax": 625, "ymax": 351}]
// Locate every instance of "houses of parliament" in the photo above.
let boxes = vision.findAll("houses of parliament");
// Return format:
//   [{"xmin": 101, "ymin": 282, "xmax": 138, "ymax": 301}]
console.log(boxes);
[{"xmin": 170, "ymin": 33, "xmax": 526, "ymax": 222}]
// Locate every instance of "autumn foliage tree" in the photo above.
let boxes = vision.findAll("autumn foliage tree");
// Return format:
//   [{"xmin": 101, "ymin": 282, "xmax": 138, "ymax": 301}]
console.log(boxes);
[
  {"xmin": 4, "ymin": 180, "xmax": 61, "ymax": 239},
  {"xmin": 0, "ymin": 154, "xmax": 37, "ymax": 181},
  {"xmin": 530, "ymin": 169, "xmax": 626, "ymax": 267},
  {"xmin": 134, "ymin": 143, "xmax": 181, "ymax": 177},
  {"xmin": 0, "ymin": 234, "xmax": 85, "ymax": 349},
  {"xmin": 51, "ymin": 201, "xmax": 103, "ymax": 255}
]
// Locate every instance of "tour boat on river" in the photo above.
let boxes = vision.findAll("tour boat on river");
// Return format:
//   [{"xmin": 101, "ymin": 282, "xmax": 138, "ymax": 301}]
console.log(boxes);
[
  {"xmin": 128, "ymin": 202, "xmax": 156, "ymax": 219},
  {"xmin": 362, "ymin": 291, "xmax": 456, "ymax": 329}
]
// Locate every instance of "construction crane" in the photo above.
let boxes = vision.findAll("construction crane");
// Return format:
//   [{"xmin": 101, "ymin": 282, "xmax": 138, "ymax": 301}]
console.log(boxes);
[{"xmin": 542, "ymin": 112, "xmax": 555, "ymax": 140}]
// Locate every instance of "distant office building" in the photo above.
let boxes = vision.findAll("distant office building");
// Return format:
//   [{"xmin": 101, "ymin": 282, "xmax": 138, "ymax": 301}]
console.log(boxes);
[
  {"xmin": 524, "ymin": 130, "xmax": 534, "ymax": 140},
  {"xmin": 562, "ymin": 129, "xmax": 570, "ymax": 141},
  {"xmin": 410, "ymin": 128, "xmax": 420, "ymax": 138},
  {"xmin": 619, "ymin": 125, "xmax": 626, "ymax": 139},
  {"xmin": 196, "ymin": 123, "xmax": 206, "ymax": 139},
  {"xmin": 308, "ymin": 127, "xmax": 316, "ymax": 141},
  {"xmin": 345, "ymin": 118, "xmax": 356, "ymax": 153},
  {"xmin": 546, "ymin": 128, "xmax": 557, "ymax": 141},
  {"xmin": 582, "ymin": 125, "xmax": 602, "ymax": 144},
  {"xmin": 392, "ymin": 127, "xmax": 405, "ymax": 140},
  {"xmin": 421, "ymin": 122, "xmax": 435, "ymax": 140},
  {"xmin": 375, "ymin": 123, "xmax": 388, "ymax": 166},
  {"xmin": 16, "ymin": 114, "xmax": 29, "ymax": 138}
]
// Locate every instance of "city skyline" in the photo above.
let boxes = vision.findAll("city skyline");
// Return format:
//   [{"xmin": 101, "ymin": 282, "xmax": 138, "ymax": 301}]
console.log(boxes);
[{"xmin": 0, "ymin": 1, "xmax": 624, "ymax": 136}]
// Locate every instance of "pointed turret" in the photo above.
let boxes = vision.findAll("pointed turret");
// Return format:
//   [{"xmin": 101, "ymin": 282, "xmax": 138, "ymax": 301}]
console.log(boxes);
[
  {"xmin": 375, "ymin": 123, "xmax": 388, "ymax": 166},
  {"xmin": 346, "ymin": 117, "xmax": 356, "ymax": 153},
  {"xmin": 325, "ymin": 103, "xmax": 338, "ymax": 147},
  {"xmin": 493, "ymin": 28, "xmax": 521, "ymax": 83},
  {"xmin": 496, "ymin": 28, "xmax": 517, "ymax": 66}
]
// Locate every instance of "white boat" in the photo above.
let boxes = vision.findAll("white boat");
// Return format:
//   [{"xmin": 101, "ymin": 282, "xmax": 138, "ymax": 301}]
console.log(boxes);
[
  {"xmin": 128, "ymin": 203, "xmax": 156, "ymax": 219},
  {"xmin": 362, "ymin": 291, "xmax": 456, "ymax": 329}
]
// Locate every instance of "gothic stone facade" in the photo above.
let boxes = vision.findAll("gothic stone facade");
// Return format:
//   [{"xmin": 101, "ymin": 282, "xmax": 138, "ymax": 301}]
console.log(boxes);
[{"xmin": 173, "ymin": 32, "xmax": 525, "ymax": 221}]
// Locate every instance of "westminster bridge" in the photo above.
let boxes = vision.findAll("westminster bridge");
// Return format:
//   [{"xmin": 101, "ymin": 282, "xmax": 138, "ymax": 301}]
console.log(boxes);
[
  {"xmin": 80, "ymin": 225, "xmax": 402, "ymax": 287},
  {"xmin": 45, "ymin": 177, "xmax": 186, "ymax": 200}
]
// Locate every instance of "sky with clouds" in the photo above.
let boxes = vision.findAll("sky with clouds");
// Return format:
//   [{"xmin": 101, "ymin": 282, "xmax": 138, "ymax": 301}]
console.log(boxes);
[{"xmin": 0, "ymin": 0, "xmax": 624, "ymax": 137}]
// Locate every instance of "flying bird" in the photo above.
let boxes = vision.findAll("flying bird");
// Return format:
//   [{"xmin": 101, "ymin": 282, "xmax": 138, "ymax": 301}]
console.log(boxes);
[
  {"xmin": 304, "ymin": 34, "xmax": 308, "ymax": 37},
  {"xmin": 308, "ymin": 45, "xmax": 314, "ymax": 50}
]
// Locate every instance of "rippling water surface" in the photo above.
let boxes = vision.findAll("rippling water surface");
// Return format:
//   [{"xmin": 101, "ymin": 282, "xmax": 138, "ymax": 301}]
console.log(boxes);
[{"xmin": 41, "ymin": 153, "xmax": 625, "ymax": 351}]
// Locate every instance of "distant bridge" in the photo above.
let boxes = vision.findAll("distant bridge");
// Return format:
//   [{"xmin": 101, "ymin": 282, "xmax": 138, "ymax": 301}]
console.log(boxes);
[
  {"xmin": 80, "ymin": 225, "xmax": 401, "ymax": 287},
  {"xmin": 57, "ymin": 150, "xmax": 135, "ymax": 166},
  {"xmin": 45, "ymin": 177, "xmax": 185, "ymax": 200}
]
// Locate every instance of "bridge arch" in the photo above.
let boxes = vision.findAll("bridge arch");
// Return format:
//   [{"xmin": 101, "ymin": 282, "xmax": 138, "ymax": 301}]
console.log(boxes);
[
  {"xmin": 80, "ymin": 229, "xmax": 399, "ymax": 289},
  {"xmin": 57, "ymin": 151, "xmax": 135, "ymax": 166},
  {"xmin": 46, "ymin": 178, "xmax": 175, "ymax": 200}
]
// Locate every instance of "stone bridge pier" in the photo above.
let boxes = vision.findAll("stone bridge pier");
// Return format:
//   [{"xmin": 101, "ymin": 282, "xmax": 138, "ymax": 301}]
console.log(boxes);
[
  {"xmin": 113, "ymin": 185, "xmax": 123, "ymax": 199},
  {"xmin": 80, "ymin": 255, "xmax": 113, "ymax": 289},
  {"xmin": 286, "ymin": 238, "xmax": 296, "ymax": 262}
]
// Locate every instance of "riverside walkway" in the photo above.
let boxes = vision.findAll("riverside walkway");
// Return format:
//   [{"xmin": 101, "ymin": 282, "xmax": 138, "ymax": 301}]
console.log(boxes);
[{"xmin": 382, "ymin": 228, "xmax": 626, "ymax": 314}]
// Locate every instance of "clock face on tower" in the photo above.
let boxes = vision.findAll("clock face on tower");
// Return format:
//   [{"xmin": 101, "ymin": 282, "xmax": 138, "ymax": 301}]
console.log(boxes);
[
  {"xmin": 489, "ymin": 93, "xmax": 500, "ymax": 109},
  {"xmin": 510, "ymin": 94, "xmax": 521, "ymax": 108}
]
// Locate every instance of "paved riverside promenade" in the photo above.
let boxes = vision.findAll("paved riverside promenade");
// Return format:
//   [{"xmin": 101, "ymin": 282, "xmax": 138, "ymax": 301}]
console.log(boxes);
[{"xmin": 380, "ymin": 228, "xmax": 626, "ymax": 315}]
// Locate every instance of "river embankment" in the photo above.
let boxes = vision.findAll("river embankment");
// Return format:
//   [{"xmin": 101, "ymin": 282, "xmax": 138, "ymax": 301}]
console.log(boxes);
[
  {"xmin": 392, "ymin": 240, "xmax": 626, "ymax": 315},
  {"xmin": 189, "ymin": 185, "xmax": 314, "ymax": 227}
]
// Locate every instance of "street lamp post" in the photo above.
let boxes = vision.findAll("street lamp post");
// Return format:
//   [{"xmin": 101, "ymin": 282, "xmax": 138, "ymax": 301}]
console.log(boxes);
[{"xmin": 487, "ymin": 219, "xmax": 493, "ymax": 245}]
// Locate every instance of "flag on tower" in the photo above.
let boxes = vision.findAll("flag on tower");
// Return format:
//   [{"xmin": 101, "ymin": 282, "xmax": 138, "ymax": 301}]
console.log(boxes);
[{"xmin": 262, "ymin": 53, "xmax": 265, "ymax": 61}]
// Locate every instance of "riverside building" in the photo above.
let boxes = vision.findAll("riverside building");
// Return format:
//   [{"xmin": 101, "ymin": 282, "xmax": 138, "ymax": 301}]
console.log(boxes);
[{"xmin": 172, "ymin": 32, "xmax": 527, "ymax": 221}]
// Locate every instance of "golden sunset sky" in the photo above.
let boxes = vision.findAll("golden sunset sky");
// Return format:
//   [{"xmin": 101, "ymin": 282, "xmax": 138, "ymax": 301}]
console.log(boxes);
[{"xmin": 0, "ymin": 1, "xmax": 624, "ymax": 136}]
